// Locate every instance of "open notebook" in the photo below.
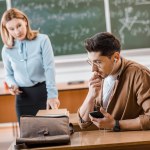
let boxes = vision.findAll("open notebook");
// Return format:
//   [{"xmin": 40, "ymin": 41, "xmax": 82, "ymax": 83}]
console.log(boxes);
[{"xmin": 36, "ymin": 109, "xmax": 69, "ymax": 117}]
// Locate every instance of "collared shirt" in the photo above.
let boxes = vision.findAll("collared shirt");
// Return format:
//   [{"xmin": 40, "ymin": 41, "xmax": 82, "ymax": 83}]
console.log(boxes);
[
  {"xmin": 2, "ymin": 34, "xmax": 58, "ymax": 99},
  {"xmin": 102, "ymin": 75, "xmax": 117, "ymax": 109},
  {"xmin": 102, "ymin": 59, "xmax": 123, "ymax": 109}
]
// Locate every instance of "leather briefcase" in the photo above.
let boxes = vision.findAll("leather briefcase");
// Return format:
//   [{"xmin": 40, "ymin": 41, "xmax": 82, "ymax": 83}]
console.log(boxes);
[{"xmin": 14, "ymin": 115, "xmax": 73, "ymax": 149}]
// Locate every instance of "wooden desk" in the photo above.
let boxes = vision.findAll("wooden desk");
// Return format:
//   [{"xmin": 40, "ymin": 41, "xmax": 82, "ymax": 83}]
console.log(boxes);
[
  {"xmin": 0, "ymin": 82, "xmax": 88, "ymax": 123},
  {"xmin": 57, "ymin": 81, "xmax": 88, "ymax": 113},
  {"xmin": 0, "ymin": 81, "xmax": 88, "ymax": 95},
  {"xmin": 8, "ymin": 130, "xmax": 150, "ymax": 150},
  {"xmin": 0, "ymin": 92, "xmax": 17, "ymax": 122}
]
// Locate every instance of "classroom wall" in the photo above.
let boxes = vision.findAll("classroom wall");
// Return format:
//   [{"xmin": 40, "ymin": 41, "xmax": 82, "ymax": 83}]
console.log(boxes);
[
  {"xmin": 0, "ymin": 49, "xmax": 150, "ymax": 88},
  {"xmin": 0, "ymin": 0, "xmax": 150, "ymax": 86}
]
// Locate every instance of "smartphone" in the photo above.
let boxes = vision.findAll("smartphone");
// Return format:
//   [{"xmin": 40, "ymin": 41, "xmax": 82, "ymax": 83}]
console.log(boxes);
[{"xmin": 89, "ymin": 111, "xmax": 104, "ymax": 118}]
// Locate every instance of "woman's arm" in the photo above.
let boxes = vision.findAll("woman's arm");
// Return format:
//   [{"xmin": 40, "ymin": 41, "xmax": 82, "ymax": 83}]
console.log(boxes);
[
  {"xmin": 2, "ymin": 47, "xmax": 18, "ymax": 87},
  {"xmin": 41, "ymin": 35, "xmax": 60, "ymax": 109}
]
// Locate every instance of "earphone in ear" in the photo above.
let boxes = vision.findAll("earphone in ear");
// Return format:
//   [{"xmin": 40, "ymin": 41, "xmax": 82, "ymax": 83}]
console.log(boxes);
[{"xmin": 114, "ymin": 58, "xmax": 117, "ymax": 63}]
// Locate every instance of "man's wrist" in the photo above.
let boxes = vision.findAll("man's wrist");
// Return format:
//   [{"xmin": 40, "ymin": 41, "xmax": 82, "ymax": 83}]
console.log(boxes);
[{"xmin": 113, "ymin": 120, "xmax": 121, "ymax": 132}]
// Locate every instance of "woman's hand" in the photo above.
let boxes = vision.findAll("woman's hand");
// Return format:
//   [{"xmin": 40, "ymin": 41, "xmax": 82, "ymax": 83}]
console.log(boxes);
[
  {"xmin": 89, "ymin": 107, "xmax": 115, "ymax": 129},
  {"xmin": 47, "ymin": 98, "xmax": 60, "ymax": 109},
  {"xmin": 88, "ymin": 71, "xmax": 102, "ymax": 99},
  {"xmin": 9, "ymin": 85, "xmax": 22, "ymax": 95}
]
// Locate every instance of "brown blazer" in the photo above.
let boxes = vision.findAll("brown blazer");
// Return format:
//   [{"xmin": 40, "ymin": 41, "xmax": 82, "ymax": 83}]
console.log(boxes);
[{"xmin": 78, "ymin": 57, "xmax": 150, "ymax": 130}]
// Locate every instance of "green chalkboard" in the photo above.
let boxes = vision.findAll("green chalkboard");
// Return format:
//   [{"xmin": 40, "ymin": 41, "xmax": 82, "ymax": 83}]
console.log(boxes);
[
  {"xmin": 12, "ymin": 0, "xmax": 106, "ymax": 56},
  {"xmin": 2, "ymin": 0, "xmax": 149, "ymax": 61},
  {"xmin": 0, "ymin": 0, "xmax": 7, "ymax": 61},
  {"xmin": 110, "ymin": 0, "xmax": 150, "ymax": 50}
]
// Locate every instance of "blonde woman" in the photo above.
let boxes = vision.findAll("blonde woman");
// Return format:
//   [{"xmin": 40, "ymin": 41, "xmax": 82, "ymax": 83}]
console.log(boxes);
[{"xmin": 1, "ymin": 8, "xmax": 60, "ymax": 123}]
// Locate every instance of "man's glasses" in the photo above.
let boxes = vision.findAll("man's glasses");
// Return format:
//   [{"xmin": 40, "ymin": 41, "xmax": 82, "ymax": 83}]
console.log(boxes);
[{"xmin": 86, "ymin": 59, "xmax": 101, "ymax": 67}]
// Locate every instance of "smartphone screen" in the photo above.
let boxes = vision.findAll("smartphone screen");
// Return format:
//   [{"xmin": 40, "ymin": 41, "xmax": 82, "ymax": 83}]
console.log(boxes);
[{"xmin": 89, "ymin": 111, "xmax": 104, "ymax": 118}]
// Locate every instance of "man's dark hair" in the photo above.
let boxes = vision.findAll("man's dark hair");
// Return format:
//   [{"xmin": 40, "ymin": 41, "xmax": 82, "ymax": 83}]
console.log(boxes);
[{"xmin": 84, "ymin": 32, "xmax": 121, "ymax": 57}]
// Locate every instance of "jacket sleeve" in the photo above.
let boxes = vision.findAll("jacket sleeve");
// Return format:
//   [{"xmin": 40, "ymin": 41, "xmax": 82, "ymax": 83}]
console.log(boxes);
[
  {"xmin": 77, "ymin": 108, "xmax": 93, "ymax": 129},
  {"xmin": 136, "ymin": 69, "xmax": 150, "ymax": 130}
]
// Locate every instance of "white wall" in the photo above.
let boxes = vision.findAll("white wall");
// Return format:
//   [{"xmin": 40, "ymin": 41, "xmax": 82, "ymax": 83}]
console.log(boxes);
[
  {"xmin": 0, "ymin": 48, "xmax": 150, "ymax": 88},
  {"xmin": 55, "ymin": 48, "xmax": 150, "ymax": 82}
]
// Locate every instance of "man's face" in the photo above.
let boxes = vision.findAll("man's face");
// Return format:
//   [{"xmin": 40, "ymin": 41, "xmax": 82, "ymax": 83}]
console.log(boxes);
[{"xmin": 87, "ymin": 51, "xmax": 115, "ymax": 79}]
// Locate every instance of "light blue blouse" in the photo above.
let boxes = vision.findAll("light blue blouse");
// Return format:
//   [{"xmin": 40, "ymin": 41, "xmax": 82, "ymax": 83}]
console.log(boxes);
[{"xmin": 2, "ymin": 34, "xmax": 58, "ymax": 99}]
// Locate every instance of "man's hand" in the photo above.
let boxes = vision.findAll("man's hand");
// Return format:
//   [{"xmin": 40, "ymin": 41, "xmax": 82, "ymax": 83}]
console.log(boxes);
[
  {"xmin": 9, "ymin": 85, "xmax": 22, "ymax": 95},
  {"xmin": 89, "ymin": 107, "xmax": 115, "ymax": 129},
  {"xmin": 78, "ymin": 72, "xmax": 103, "ymax": 123},
  {"xmin": 88, "ymin": 71, "xmax": 102, "ymax": 100},
  {"xmin": 47, "ymin": 98, "xmax": 60, "ymax": 109}
]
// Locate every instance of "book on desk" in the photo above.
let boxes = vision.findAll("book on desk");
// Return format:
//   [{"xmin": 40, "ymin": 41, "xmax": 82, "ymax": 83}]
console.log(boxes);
[{"xmin": 36, "ymin": 109, "xmax": 69, "ymax": 117}]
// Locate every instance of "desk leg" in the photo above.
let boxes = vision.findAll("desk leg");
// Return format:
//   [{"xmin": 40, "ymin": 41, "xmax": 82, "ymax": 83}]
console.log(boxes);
[{"xmin": 12, "ymin": 122, "xmax": 19, "ymax": 137}]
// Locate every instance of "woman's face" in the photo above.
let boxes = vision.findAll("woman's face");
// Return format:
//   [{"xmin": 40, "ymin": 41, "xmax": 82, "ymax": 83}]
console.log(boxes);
[{"xmin": 6, "ymin": 18, "xmax": 27, "ymax": 41}]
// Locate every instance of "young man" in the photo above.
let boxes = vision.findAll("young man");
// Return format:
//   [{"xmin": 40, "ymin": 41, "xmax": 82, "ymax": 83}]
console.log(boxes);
[{"xmin": 78, "ymin": 32, "xmax": 150, "ymax": 131}]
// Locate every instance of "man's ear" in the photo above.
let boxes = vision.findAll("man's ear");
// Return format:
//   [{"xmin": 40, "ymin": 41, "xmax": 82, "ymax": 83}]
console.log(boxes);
[
  {"xmin": 114, "ymin": 58, "xmax": 117, "ymax": 63},
  {"xmin": 113, "ymin": 52, "xmax": 120, "ymax": 62}
]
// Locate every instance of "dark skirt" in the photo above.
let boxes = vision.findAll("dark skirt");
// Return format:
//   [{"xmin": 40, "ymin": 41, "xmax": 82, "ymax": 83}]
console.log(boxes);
[{"xmin": 15, "ymin": 82, "xmax": 47, "ymax": 123}]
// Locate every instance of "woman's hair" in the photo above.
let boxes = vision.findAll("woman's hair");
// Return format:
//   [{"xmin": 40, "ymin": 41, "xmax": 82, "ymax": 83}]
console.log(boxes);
[
  {"xmin": 84, "ymin": 32, "xmax": 121, "ymax": 57},
  {"xmin": 0, "ymin": 8, "xmax": 39, "ymax": 48}
]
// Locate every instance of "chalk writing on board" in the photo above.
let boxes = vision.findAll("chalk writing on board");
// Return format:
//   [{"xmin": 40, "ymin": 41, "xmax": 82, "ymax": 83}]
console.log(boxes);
[
  {"xmin": 110, "ymin": 0, "xmax": 150, "ymax": 49},
  {"xmin": 0, "ymin": 0, "xmax": 7, "ymax": 61},
  {"xmin": 12, "ymin": 0, "xmax": 106, "ymax": 56},
  {"xmin": 119, "ymin": 6, "xmax": 150, "ymax": 44}
]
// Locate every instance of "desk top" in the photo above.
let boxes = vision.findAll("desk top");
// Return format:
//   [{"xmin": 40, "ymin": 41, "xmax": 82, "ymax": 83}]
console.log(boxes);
[
  {"xmin": 0, "ymin": 88, "xmax": 10, "ymax": 95},
  {"xmin": 56, "ymin": 81, "xmax": 88, "ymax": 91},
  {"xmin": 9, "ymin": 130, "xmax": 150, "ymax": 150},
  {"xmin": 0, "ymin": 82, "xmax": 88, "ymax": 96}
]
